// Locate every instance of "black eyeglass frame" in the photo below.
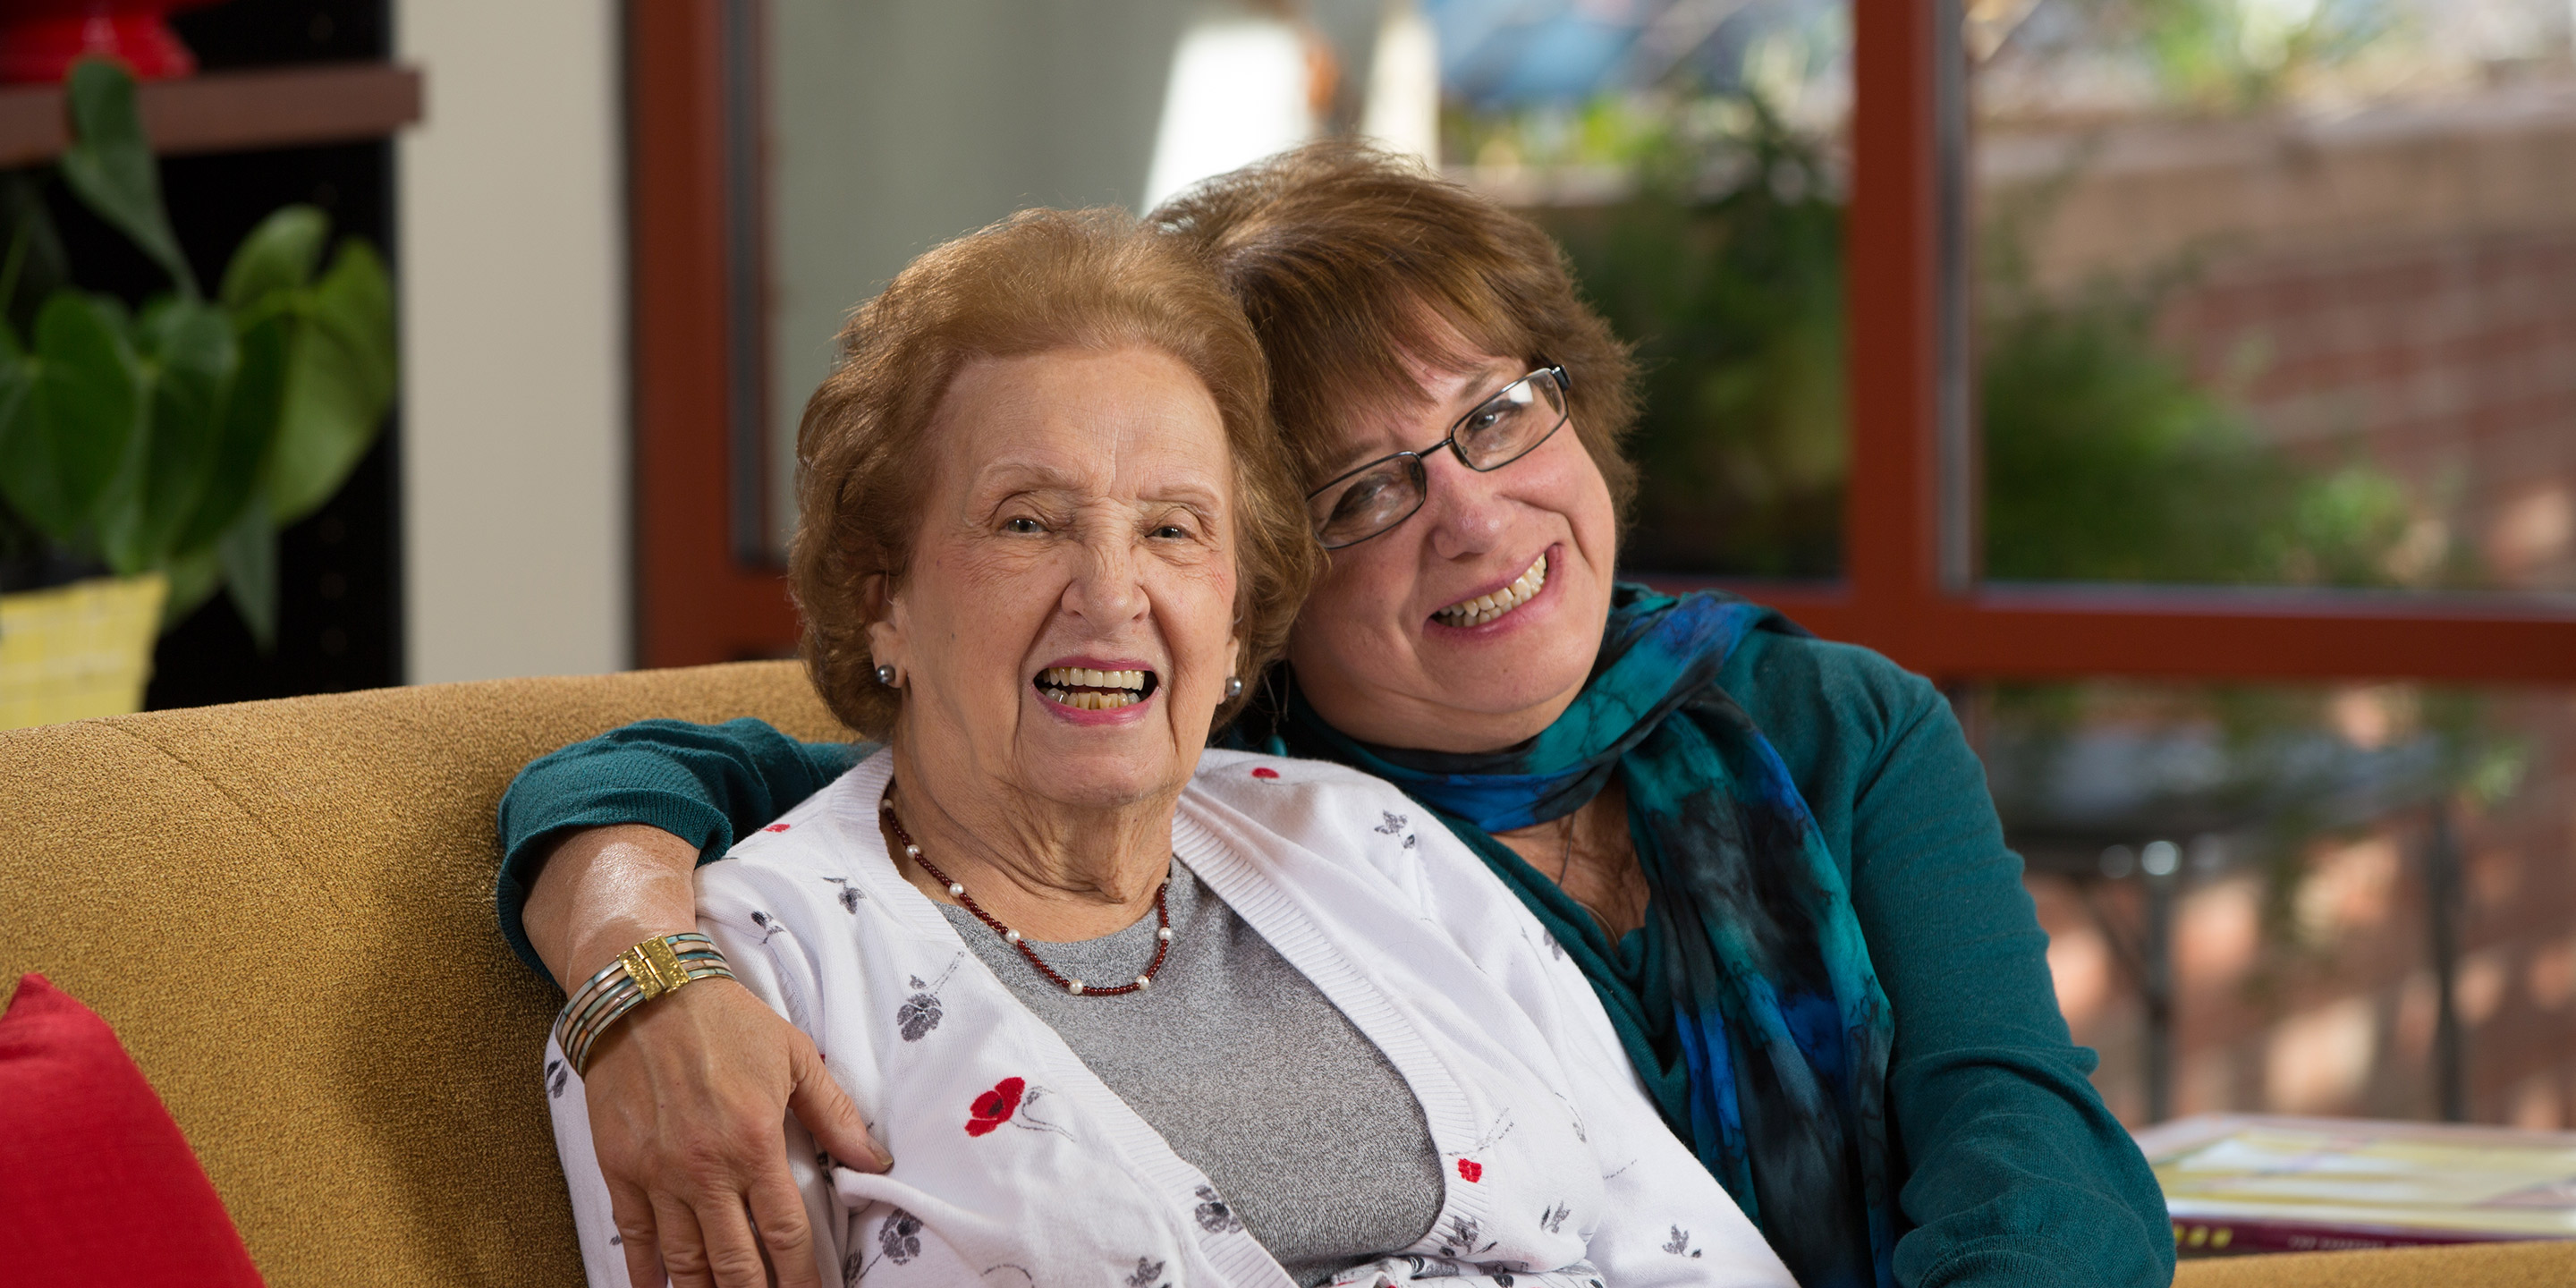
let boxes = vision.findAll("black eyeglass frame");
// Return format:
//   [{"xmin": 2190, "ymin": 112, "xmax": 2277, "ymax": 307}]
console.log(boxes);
[{"xmin": 1303, "ymin": 364, "xmax": 1573, "ymax": 549}]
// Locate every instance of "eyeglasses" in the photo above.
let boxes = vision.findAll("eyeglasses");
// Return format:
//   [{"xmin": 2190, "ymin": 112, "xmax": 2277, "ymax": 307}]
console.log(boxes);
[{"xmin": 1304, "ymin": 365, "xmax": 1572, "ymax": 549}]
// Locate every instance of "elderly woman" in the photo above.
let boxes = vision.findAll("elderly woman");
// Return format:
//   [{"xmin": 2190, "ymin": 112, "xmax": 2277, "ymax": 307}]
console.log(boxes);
[
  {"xmin": 538, "ymin": 208, "xmax": 1789, "ymax": 1288},
  {"xmin": 508, "ymin": 148, "xmax": 2171, "ymax": 1288}
]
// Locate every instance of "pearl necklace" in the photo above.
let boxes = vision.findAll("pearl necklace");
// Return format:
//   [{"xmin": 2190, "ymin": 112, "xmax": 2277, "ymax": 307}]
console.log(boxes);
[{"xmin": 880, "ymin": 792, "xmax": 1173, "ymax": 996}]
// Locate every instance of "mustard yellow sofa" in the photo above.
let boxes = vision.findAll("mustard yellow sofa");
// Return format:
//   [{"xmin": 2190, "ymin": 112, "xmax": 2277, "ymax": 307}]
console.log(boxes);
[{"xmin": 2, "ymin": 662, "xmax": 2569, "ymax": 1286}]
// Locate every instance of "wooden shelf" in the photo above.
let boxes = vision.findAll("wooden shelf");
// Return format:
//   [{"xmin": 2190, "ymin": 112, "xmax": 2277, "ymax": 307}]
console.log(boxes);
[{"xmin": 0, "ymin": 63, "xmax": 421, "ymax": 169}]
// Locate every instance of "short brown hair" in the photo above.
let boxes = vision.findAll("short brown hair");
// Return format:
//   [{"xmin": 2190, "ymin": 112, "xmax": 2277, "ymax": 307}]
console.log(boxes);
[
  {"xmin": 1151, "ymin": 139, "xmax": 1640, "ymax": 518},
  {"xmin": 791, "ymin": 208, "xmax": 1317, "ymax": 740}
]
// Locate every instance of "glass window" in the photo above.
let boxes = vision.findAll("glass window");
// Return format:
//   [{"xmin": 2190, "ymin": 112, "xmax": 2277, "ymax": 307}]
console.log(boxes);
[
  {"xmin": 755, "ymin": 1, "xmax": 1858, "ymax": 578},
  {"xmin": 1971, "ymin": 1, "xmax": 2576, "ymax": 595},
  {"xmin": 1970, "ymin": 679, "xmax": 2576, "ymax": 1126},
  {"xmin": 1436, "ymin": 0, "xmax": 1855, "ymax": 579}
]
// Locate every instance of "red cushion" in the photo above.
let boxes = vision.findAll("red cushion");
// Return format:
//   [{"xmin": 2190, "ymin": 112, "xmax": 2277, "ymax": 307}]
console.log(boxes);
[{"xmin": 0, "ymin": 973, "xmax": 265, "ymax": 1287}]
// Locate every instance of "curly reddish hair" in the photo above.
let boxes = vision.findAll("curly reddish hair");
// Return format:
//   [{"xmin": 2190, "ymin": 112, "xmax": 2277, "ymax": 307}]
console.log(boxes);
[
  {"xmin": 790, "ymin": 208, "xmax": 1316, "ymax": 740},
  {"xmin": 1151, "ymin": 139, "xmax": 1641, "ymax": 520}
]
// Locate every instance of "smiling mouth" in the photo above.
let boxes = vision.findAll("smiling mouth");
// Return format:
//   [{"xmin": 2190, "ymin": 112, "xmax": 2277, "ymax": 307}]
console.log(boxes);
[
  {"xmin": 1433, "ymin": 552, "xmax": 1548, "ymax": 629},
  {"xmin": 1036, "ymin": 666, "xmax": 1157, "ymax": 710}
]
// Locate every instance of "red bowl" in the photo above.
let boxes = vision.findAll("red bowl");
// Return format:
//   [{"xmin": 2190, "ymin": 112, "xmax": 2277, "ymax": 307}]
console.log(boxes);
[{"xmin": 0, "ymin": 0, "xmax": 231, "ymax": 85}]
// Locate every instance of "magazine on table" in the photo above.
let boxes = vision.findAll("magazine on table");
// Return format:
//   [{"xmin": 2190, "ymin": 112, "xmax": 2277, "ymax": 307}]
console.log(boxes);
[{"xmin": 2137, "ymin": 1114, "xmax": 2576, "ymax": 1257}]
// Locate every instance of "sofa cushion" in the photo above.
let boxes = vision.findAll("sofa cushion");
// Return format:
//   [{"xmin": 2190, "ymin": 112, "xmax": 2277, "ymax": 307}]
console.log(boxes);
[
  {"xmin": 0, "ymin": 660, "xmax": 849, "ymax": 1287},
  {"xmin": 0, "ymin": 973, "xmax": 265, "ymax": 1286}
]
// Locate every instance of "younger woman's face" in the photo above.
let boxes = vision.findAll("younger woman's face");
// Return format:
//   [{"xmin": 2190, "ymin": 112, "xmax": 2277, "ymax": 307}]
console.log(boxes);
[{"xmin": 1285, "ymin": 350, "xmax": 1618, "ymax": 753}]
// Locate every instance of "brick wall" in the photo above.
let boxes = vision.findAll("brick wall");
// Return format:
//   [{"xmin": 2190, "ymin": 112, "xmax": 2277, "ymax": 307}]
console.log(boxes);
[{"xmin": 2157, "ymin": 230, "xmax": 2576, "ymax": 590}]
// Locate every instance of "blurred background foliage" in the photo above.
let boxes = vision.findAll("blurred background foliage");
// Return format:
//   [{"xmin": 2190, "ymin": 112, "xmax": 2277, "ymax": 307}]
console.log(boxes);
[
  {"xmin": 2097, "ymin": 0, "xmax": 2392, "ymax": 112},
  {"xmin": 1973, "ymin": 0, "xmax": 2557, "ymax": 121},
  {"xmin": 1542, "ymin": 96, "xmax": 1845, "ymax": 577}
]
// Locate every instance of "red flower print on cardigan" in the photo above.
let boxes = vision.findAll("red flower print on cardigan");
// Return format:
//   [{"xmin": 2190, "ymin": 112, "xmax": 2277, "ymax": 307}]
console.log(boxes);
[
  {"xmin": 763, "ymin": 823, "xmax": 792, "ymax": 833},
  {"xmin": 1446, "ymin": 1109, "xmax": 1510, "ymax": 1185},
  {"xmin": 966, "ymin": 1077, "xmax": 1026, "ymax": 1136},
  {"xmin": 1250, "ymin": 767, "xmax": 1279, "ymax": 779}
]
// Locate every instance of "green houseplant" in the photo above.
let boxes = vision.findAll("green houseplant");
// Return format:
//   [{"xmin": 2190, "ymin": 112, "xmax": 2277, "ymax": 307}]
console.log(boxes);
[{"xmin": 0, "ymin": 58, "xmax": 394, "ymax": 725}]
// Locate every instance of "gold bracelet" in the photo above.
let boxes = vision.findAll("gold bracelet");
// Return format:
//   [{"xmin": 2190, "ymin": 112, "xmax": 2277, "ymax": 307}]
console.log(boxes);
[{"xmin": 551, "ymin": 931, "xmax": 735, "ymax": 1075}]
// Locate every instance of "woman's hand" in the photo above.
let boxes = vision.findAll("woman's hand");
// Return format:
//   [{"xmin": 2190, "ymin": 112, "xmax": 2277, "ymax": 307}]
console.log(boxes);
[
  {"xmin": 581, "ymin": 979, "xmax": 888, "ymax": 1288},
  {"xmin": 526, "ymin": 825, "xmax": 891, "ymax": 1288}
]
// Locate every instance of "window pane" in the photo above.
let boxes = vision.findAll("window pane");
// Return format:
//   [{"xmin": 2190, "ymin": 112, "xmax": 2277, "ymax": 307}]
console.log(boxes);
[
  {"xmin": 1974, "ymin": 3, "xmax": 2576, "ymax": 594},
  {"xmin": 1969, "ymin": 679, "xmax": 2576, "ymax": 1127},
  {"xmin": 1435, "ymin": 0, "xmax": 1852, "ymax": 579}
]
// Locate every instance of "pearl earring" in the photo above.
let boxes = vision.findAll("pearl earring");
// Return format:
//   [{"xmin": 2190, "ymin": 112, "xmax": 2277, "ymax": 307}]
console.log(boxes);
[
  {"xmin": 1224, "ymin": 675, "xmax": 1243, "ymax": 699},
  {"xmin": 876, "ymin": 664, "xmax": 898, "ymax": 688}
]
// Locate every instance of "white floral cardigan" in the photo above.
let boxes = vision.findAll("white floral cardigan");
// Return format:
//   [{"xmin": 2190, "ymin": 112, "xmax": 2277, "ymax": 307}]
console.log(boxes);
[{"xmin": 546, "ymin": 750, "xmax": 1795, "ymax": 1288}]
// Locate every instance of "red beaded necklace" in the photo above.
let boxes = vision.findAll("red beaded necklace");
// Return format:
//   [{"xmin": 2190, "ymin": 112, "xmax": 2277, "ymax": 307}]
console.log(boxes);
[{"xmin": 880, "ymin": 791, "xmax": 1172, "ymax": 996}]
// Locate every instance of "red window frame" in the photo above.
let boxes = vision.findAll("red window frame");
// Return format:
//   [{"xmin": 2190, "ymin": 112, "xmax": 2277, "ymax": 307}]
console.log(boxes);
[
  {"xmin": 630, "ymin": 1, "xmax": 795, "ymax": 666},
  {"xmin": 628, "ymin": 0, "xmax": 2576, "ymax": 685}
]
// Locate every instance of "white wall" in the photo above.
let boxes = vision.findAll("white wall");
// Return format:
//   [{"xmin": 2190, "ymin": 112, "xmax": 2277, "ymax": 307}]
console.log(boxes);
[{"xmin": 396, "ymin": 0, "xmax": 627, "ymax": 682}]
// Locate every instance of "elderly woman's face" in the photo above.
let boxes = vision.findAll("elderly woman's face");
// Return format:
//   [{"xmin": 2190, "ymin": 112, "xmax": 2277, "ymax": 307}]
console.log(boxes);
[
  {"xmin": 1284, "ymin": 350, "xmax": 1618, "ymax": 754},
  {"xmin": 869, "ymin": 346, "xmax": 1241, "ymax": 810}
]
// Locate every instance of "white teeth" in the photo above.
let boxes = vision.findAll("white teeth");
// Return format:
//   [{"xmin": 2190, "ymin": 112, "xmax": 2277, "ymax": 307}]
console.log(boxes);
[
  {"xmin": 1038, "ymin": 667, "xmax": 1147, "ymax": 691},
  {"xmin": 1434, "ymin": 553, "xmax": 1549, "ymax": 628}
]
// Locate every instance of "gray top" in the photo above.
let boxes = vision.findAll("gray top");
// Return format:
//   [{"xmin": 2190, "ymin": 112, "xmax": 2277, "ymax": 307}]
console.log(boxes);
[{"xmin": 936, "ymin": 861, "xmax": 1443, "ymax": 1286}]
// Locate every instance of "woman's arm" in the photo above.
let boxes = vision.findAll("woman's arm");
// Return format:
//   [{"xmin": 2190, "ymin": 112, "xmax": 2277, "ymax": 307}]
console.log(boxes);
[
  {"xmin": 1799, "ymin": 648, "xmax": 2173, "ymax": 1288},
  {"xmin": 545, "ymin": 918, "xmax": 863, "ymax": 1288},
  {"xmin": 503, "ymin": 719, "xmax": 879, "ymax": 1288},
  {"xmin": 498, "ymin": 716, "xmax": 863, "ymax": 981}
]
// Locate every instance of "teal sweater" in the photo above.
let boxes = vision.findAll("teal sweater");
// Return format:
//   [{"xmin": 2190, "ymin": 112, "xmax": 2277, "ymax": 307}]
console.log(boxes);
[{"xmin": 494, "ymin": 631, "xmax": 2174, "ymax": 1288}]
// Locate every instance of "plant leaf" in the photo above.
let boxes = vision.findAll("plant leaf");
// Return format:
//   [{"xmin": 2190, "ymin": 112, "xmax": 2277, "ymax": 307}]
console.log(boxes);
[
  {"xmin": 220, "ymin": 205, "xmax": 326, "ymax": 312},
  {"xmin": 0, "ymin": 292, "xmax": 143, "ymax": 543},
  {"xmin": 268, "ymin": 239, "xmax": 394, "ymax": 523},
  {"xmin": 97, "ymin": 297, "xmax": 235, "ymax": 570},
  {"xmin": 170, "ymin": 310, "xmax": 286, "ymax": 555},
  {"xmin": 60, "ymin": 58, "xmax": 197, "ymax": 299},
  {"xmin": 218, "ymin": 488, "xmax": 276, "ymax": 649},
  {"xmin": 0, "ymin": 353, "xmax": 38, "ymax": 530},
  {"xmin": 0, "ymin": 173, "xmax": 69, "ymax": 341}
]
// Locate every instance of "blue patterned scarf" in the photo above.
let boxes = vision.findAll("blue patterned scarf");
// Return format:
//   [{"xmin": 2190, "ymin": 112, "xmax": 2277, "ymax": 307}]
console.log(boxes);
[{"xmin": 1269, "ymin": 586, "xmax": 1896, "ymax": 1288}]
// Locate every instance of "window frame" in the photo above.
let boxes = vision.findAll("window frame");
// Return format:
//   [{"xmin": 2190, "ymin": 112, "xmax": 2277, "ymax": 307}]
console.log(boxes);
[
  {"xmin": 627, "ymin": 0, "xmax": 2576, "ymax": 683},
  {"xmin": 630, "ymin": 1, "xmax": 793, "ymax": 666}
]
